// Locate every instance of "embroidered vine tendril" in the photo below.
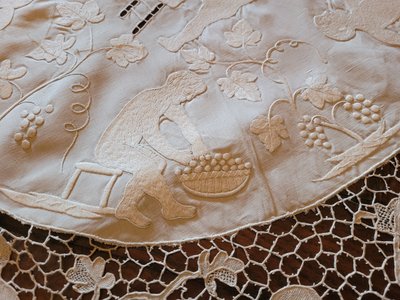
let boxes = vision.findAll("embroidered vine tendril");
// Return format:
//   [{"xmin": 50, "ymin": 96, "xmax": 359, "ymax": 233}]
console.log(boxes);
[
  {"xmin": 311, "ymin": 115, "xmax": 364, "ymax": 143},
  {"xmin": 0, "ymin": 24, "xmax": 105, "ymax": 123},
  {"xmin": 61, "ymin": 73, "xmax": 92, "ymax": 171}
]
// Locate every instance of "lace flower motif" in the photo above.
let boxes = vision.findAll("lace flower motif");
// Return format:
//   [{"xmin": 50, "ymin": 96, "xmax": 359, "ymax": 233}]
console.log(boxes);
[
  {"xmin": 0, "ymin": 59, "xmax": 26, "ymax": 100},
  {"xmin": 106, "ymin": 34, "xmax": 148, "ymax": 68},
  {"xmin": 27, "ymin": 34, "xmax": 76, "ymax": 65},
  {"xmin": 198, "ymin": 251, "xmax": 245, "ymax": 297},
  {"xmin": 224, "ymin": 19, "xmax": 262, "ymax": 48},
  {"xmin": 66, "ymin": 256, "xmax": 115, "ymax": 299},
  {"xmin": 56, "ymin": 0, "xmax": 105, "ymax": 30},
  {"xmin": 217, "ymin": 70, "xmax": 261, "ymax": 101}
]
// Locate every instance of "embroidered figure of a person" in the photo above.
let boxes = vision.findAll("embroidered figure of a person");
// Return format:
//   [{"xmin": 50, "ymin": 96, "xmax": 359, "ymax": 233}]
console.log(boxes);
[
  {"xmin": 314, "ymin": 0, "xmax": 400, "ymax": 46},
  {"xmin": 95, "ymin": 71, "xmax": 208, "ymax": 228},
  {"xmin": 158, "ymin": 0, "xmax": 254, "ymax": 52}
]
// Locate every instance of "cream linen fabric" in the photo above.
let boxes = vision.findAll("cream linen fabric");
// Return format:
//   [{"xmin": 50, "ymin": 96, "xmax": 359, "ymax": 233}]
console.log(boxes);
[{"xmin": 0, "ymin": 0, "xmax": 399, "ymax": 244}]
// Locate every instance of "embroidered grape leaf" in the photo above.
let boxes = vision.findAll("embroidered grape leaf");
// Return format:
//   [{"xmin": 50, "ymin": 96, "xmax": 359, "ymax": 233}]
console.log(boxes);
[
  {"xmin": 56, "ymin": 0, "xmax": 105, "ymax": 30},
  {"xmin": 224, "ymin": 19, "xmax": 262, "ymax": 48},
  {"xmin": 217, "ymin": 71, "xmax": 261, "ymax": 101},
  {"xmin": 301, "ymin": 75, "xmax": 343, "ymax": 109},
  {"xmin": 27, "ymin": 34, "xmax": 76, "ymax": 65},
  {"xmin": 198, "ymin": 251, "xmax": 244, "ymax": 297},
  {"xmin": 106, "ymin": 34, "xmax": 148, "ymax": 68},
  {"xmin": 0, "ymin": 0, "xmax": 32, "ymax": 30},
  {"xmin": 66, "ymin": 256, "xmax": 115, "ymax": 297},
  {"xmin": 315, "ymin": 121, "xmax": 400, "ymax": 181},
  {"xmin": 250, "ymin": 115, "xmax": 289, "ymax": 152},
  {"xmin": 373, "ymin": 198, "xmax": 399, "ymax": 233},
  {"xmin": 0, "ymin": 6, "xmax": 14, "ymax": 31},
  {"xmin": 0, "ymin": 59, "xmax": 27, "ymax": 99},
  {"xmin": 180, "ymin": 45, "xmax": 215, "ymax": 73}
]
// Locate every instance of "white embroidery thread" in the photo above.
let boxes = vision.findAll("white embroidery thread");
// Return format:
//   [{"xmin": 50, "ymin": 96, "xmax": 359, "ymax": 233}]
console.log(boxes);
[
  {"xmin": 106, "ymin": 34, "xmax": 148, "ymax": 68},
  {"xmin": 94, "ymin": 70, "xmax": 208, "ymax": 227},
  {"xmin": 55, "ymin": 0, "xmax": 105, "ymax": 31},
  {"xmin": 27, "ymin": 34, "xmax": 77, "ymax": 65},
  {"xmin": 180, "ymin": 44, "xmax": 215, "ymax": 74},
  {"xmin": 301, "ymin": 75, "xmax": 342, "ymax": 110},
  {"xmin": 314, "ymin": 0, "xmax": 400, "ymax": 46},
  {"xmin": 0, "ymin": 1, "xmax": 147, "ymax": 166},
  {"xmin": 0, "ymin": 59, "xmax": 27, "ymax": 100},
  {"xmin": 217, "ymin": 70, "xmax": 261, "ymax": 102},
  {"xmin": 224, "ymin": 19, "xmax": 262, "ymax": 48},
  {"xmin": 158, "ymin": 0, "xmax": 254, "ymax": 52},
  {"xmin": 0, "ymin": 0, "xmax": 32, "ymax": 31},
  {"xmin": 236, "ymin": 39, "xmax": 400, "ymax": 181},
  {"xmin": 250, "ymin": 115, "xmax": 289, "ymax": 153}
]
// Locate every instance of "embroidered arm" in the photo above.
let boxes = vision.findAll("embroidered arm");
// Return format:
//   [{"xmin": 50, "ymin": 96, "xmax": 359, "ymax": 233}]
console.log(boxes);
[
  {"xmin": 164, "ymin": 104, "xmax": 208, "ymax": 156},
  {"xmin": 144, "ymin": 129, "xmax": 192, "ymax": 164}
]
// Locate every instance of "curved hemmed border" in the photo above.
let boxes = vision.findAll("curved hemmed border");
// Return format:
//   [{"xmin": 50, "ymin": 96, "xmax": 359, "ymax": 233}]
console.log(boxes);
[{"xmin": 0, "ymin": 146, "xmax": 399, "ymax": 247}]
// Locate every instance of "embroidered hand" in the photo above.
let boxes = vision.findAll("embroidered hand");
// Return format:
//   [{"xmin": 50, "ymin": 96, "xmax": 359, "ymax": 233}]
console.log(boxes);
[{"xmin": 191, "ymin": 138, "xmax": 208, "ymax": 157}]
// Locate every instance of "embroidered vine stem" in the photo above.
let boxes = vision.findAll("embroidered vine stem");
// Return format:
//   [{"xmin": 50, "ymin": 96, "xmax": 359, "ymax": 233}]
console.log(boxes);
[
  {"xmin": 0, "ymin": 30, "xmax": 110, "ymax": 123},
  {"xmin": 8, "ymin": 82, "xmax": 23, "ymax": 100},
  {"xmin": 311, "ymin": 115, "xmax": 364, "ymax": 142},
  {"xmin": 260, "ymin": 39, "xmax": 327, "ymax": 85},
  {"xmin": 265, "ymin": 88, "xmax": 303, "ymax": 127},
  {"xmin": 266, "ymin": 98, "xmax": 290, "ymax": 121},
  {"xmin": 0, "ymin": 50, "xmax": 106, "ymax": 122},
  {"xmin": 0, "ymin": 21, "xmax": 113, "ymax": 168},
  {"xmin": 331, "ymin": 100, "xmax": 349, "ymax": 122},
  {"xmin": 224, "ymin": 60, "xmax": 263, "ymax": 75}
]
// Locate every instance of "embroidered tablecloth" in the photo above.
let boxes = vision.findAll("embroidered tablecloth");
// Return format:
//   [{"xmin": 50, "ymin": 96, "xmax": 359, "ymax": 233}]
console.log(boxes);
[{"xmin": 0, "ymin": 0, "xmax": 399, "ymax": 299}]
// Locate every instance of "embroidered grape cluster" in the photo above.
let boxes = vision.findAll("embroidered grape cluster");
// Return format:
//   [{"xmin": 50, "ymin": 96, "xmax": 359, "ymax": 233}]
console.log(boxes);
[
  {"xmin": 14, "ymin": 104, "xmax": 54, "ymax": 150},
  {"xmin": 298, "ymin": 115, "xmax": 332, "ymax": 150},
  {"xmin": 175, "ymin": 153, "xmax": 252, "ymax": 175},
  {"xmin": 343, "ymin": 94, "xmax": 381, "ymax": 124}
]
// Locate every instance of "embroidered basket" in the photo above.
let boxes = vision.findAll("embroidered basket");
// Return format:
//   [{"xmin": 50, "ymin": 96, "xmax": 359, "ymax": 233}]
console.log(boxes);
[{"xmin": 176, "ymin": 153, "xmax": 252, "ymax": 198}]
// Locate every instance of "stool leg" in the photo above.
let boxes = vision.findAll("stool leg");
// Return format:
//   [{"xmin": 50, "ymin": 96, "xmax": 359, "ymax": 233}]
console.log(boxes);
[
  {"xmin": 99, "ymin": 174, "xmax": 119, "ymax": 208},
  {"xmin": 61, "ymin": 168, "xmax": 82, "ymax": 199}
]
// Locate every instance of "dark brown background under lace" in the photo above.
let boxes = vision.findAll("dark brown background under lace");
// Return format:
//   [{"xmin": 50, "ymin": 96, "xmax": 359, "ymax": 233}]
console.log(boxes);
[{"xmin": 1, "ymin": 155, "xmax": 400, "ymax": 299}]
